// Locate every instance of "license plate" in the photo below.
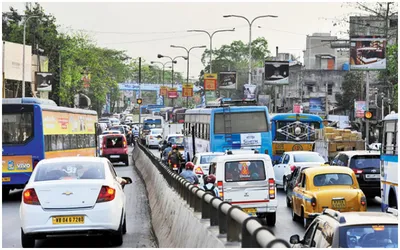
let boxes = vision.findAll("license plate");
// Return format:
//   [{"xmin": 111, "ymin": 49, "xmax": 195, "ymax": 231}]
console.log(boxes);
[
  {"xmin": 110, "ymin": 155, "xmax": 120, "ymax": 158},
  {"xmin": 52, "ymin": 216, "xmax": 84, "ymax": 224},
  {"xmin": 243, "ymin": 208, "xmax": 257, "ymax": 216},
  {"xmin": 2, "ymin": 177, "xmax": 10, "ymax": 182},
  {"xmin": 332, "ymin": 199, "xmax": 346, "ymax": 209},
  {"xmin": 173, "ymin": 167, "xmax": 178, "ymax": 170},
  {"xmin": 365, "ymin": 174, "xmax": 379, "ymax": 179}
]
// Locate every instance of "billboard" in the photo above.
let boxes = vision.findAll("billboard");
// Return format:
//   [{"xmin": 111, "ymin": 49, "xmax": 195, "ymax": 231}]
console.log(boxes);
[
  {"xmin": 354, "ymin": 101, "xmax": 366, "ymax": 118},
  {"xmin": 168, "ymin": 87, "xmax": 178, "ymax": 99},
  {"xmin": 350, "ymin": 36, "xmax": 386, "ymax": 71},
  {"xmin": 243, "ymin": 84, "xmax": 258, "ymax": 100},
  {"xmin": 3, "ymin": 41, "xmax": 32, "ymax": 82},
  {"xmin": 258, "ymin": 95, "xmax": 270, "ymax": 106},
  {"xmin": 264, "ymin": 61, "xmax": 289, "ymax": 84},
  {"xmin": 309, "ymin": 98, "xmax": 324, "ymax": 113},
  {"xmin": 218, "ymin": 72, "xmax": 237, "ymax": 89},
  {"xmin": 293, "ymin": 104, "xmax": 303, "ymax": 114},
  {"xmin": 204, "ymin": 73, "xmax": 217, "ymax": 91},
  {"xmin": 36, "ymin": 72, "xmax": 53, "ymax": 92},
  {"xmin": 182, "ymin": 83, "xmax": 193, "ymax": 97}
]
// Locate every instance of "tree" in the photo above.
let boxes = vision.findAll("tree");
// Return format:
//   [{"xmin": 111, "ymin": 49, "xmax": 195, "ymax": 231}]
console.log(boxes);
[
  {"xmin": 384, "ymin": 44, "xmax": 398, "ymax": 111},
  {"xmin": 335, "ymin": 72, "xmax": 364, "ymax": 114}
]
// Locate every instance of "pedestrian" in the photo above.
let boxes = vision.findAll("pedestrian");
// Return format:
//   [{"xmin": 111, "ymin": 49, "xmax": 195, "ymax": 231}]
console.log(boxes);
[
  {"xmin": 179, "ymin": 162, "xmax": 199, "ymax": 184},
  {"xmin": 201, "ymin": 174, "xmax": 219, "ymax": 197}
]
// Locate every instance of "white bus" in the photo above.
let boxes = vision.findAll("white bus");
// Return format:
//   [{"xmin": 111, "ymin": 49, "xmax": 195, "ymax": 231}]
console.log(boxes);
[{"xmin": 380, "ymin": 112, "xmax": 398, "ymax": 211}]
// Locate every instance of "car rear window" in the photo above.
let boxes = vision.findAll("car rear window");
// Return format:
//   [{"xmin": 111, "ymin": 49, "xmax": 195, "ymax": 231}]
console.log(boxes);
[
  {"xmin": 151, "ymin": 129, "xmax": 162, "ymax": 134},
  {"xmin": 168, "ymin": 136, "xmax": 184, "ymax": 144},
  {"xmin": 200, "ymin": 155, "xmax": 220, "ymax": 164},
  {"xmin": 350, "ymin": 155, "xmax": 380, "ymax": 169},
  {"xmin": 313, "ymin": 173, "xmax": 353, "ymax": 186},
  {"xmin": 339, "ymin": 224, "xmax": 398, "ymax": 248},
  {"xmin": 294, "ymin": 153, "xmax": 325, "ymax": 163},
  {"xmin": 225, "ymin": 160, "xmax": 266, "ymax": 182},
  {"xmin": 105, "ymin": 136, "xmax": 124, "ymax": 148},
  {"xmin": 34, "ymin": 162, "xmax": 105, "ymax": 181}
]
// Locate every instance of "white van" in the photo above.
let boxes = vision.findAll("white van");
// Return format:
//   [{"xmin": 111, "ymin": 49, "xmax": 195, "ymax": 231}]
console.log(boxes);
[{"xmin": 208, "ymin": 152, "xmax": 278, "ymax": 226}]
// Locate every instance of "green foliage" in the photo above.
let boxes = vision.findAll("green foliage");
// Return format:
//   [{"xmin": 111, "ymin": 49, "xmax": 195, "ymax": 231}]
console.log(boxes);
[
  {"xmin": 386, "ymin": 44, "xmax": 398, "ymax": 111},
  {"xmin": 335, "ymin": 72, "xmax": 364, "ymax": 114}
]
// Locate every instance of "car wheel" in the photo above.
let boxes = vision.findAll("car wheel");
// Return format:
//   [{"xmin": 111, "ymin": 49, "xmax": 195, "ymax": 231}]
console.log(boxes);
[
  {"xmin": 266, "ymin": 212, "xmax": 276, "ymax": 226},
  {"xmin": 283, "ymin": 178, "xmax": 287, "ymax": 192},
  {"xmin": 110, "ymin": 221, "xmax": 123, "ymax": 246},
  {"xmin": 3, "ymin": 188, "xmax": 10, "ymax": 199},
  {"xmin": 301, "ymin": 209, "xmax": 309, "ymax": 229},
  {"xmin": 286, "ymin": 196, "xmax": 291, "ymax": 208},
  {"xmin": 21, "ymin": 228, "xmax": 35, "ymax": 248},
  {"xmin": 122, "ymin": 215, "xmax": 127, "ymax": 235},
  {"xmin": 124, "ymin": 159, "xmax": 129, "ymax": 166},
  {"xmin": 292, "ymin": 206, "xmax": 299, "ymax": 221}
]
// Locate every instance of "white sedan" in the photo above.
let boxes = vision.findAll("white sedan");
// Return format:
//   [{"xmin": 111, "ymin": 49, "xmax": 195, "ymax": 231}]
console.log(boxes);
[
  {"xmin": 145, "ymin": 129, "xmax": 163, "ymax": 148},
  {"xmin": 20, "ymin": 157, "xmax": 132, "ymax": 248}
]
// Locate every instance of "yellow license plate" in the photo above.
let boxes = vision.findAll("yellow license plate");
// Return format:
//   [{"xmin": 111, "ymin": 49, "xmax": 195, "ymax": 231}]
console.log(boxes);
[
  {"xmin": 243, "ymin": 208, "xmax": 257, "ymax": 216},
  {"xmin": 332, "ymin": 199, "xmax": 346, "ymax": 209},
  {"xmin": 2, "ymin": 177, "xmax": 10, "ymax": 182},
  {"xmin": 52, "ymin": 216, "xmax": 84, "ymax": 224}
]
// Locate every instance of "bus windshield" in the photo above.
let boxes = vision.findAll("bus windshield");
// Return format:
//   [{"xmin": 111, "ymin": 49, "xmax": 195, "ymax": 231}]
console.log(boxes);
[
  {"xmin": 144, "ymin": 119, "xmax": 162, "ymax": 128},
  {"xmin": 2, "ymin": 112, "xmax": 34, "ymax": 144},
  {"xmin": 214, "ymin": 111, "xmax": 268, "ymax": 134},
  {"xmin": 274, "ymin": 121, "xmax": 320, "ymax": 141}
]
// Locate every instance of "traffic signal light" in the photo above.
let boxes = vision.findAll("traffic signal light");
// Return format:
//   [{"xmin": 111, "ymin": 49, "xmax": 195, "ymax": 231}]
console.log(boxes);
[
  {"xmin": 364, "ymin": 108, "xmax": 377, "ymax": 120},
  {"xmin": 137, "ymin": 98, "xmax": 143, "ymax": 105}
]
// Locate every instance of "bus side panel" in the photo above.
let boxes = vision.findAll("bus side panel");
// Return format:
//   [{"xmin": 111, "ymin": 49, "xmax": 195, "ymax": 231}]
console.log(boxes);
[
  {"xmin": 381, "ymin": 155, "xmax": 398, "ymax": 211},
  {"xmin": 2, "ymin": 105, "xmax": 44, "ymax": 188}
]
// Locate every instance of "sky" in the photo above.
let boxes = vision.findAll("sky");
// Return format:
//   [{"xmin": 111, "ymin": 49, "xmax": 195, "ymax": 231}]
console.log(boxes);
[{"xmin": 2, "ymin": 1, "xmax": 369, "ymax": 82}]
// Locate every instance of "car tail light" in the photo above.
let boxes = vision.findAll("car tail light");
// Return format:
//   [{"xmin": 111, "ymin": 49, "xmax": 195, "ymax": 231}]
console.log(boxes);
[
  {"xmin": 352, "ymin": 169, "xmax": 363, "ymax": 174},
  {"xmin": 290, "ymin": 165, "xmax": 296, "ymax": 172},
  {"xmin": 217, "ymin": 181, "xmax": 224, "ymax": 199},
  {"xmin": 194, "ymin": 166, "xmax": 203, "ymax": 175},
  {"xmin": 361, "ymin": 196, "xmax": 367, "ymax": 206},
  {"xmin": 150, "ymin": 136, "xmax": 154, "ymax": 139},
  {"xmin": 268, "ymin": 178, "xmax": 275, "ymax": 199},
  {"xmin": 96, "ymin": 186, "xmax": 116, "ymax": 203},
  {"xmin": 33, "ymin": 160, "xmax": 39, "ymax": 169},
  {"xmin": 311, "ymin": 197, "xmax": 317, "ymax": 207},
  {"xmin": 23, "ymin": 188, "xmax": 40, "ymax": 205}
]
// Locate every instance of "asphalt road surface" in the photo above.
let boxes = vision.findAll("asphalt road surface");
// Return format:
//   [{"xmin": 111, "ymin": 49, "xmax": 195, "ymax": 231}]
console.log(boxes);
[
  {"xmin": 2, "ymin": 146, "xmax": 157, "ymax": 248},
  {"xmin": 148, "ymin": 147, "xmax": 381, "ymax": 242}
]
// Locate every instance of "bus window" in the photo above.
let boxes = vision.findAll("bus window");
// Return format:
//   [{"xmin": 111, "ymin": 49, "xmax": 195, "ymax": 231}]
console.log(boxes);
[
  {"xmin": 63, "ymin": 135, "xmax": 71, "ymax": 150},
  {"xmin": 56, "ymin": 135, "xmax": 64, "ymax": 150},
  {"xmin": 384, "ymin": 121, "xmax": 397, "ymax": 155},
  {"xmin": 2, "ymin": 112, "xmax": 33, "ymax": 144},
  {"xmin": 214, "ymin": 111, "xmax": 268, "ymax": 134}
]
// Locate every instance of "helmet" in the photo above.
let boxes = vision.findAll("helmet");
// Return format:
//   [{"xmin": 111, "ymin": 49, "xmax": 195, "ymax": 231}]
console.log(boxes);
[
  {"xmin": 172, "ymin": 144, "xmax": 178, "ymax": 149},
  {"xmin": 185, "ymin": 162, "xmax": 195, "ymax": 170},
  {"xmin": 205, "ymin": 174, "xmax": 216, "ymax": 184}
]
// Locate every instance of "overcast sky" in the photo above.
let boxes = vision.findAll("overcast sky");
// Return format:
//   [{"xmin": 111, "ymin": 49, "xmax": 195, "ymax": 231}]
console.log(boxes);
[{"xmin": 3, "ymin": 1, "xmax": 368, "ymax": 82}]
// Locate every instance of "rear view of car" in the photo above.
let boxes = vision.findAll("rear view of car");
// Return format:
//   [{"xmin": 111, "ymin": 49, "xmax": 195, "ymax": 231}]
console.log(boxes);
[
  {"xmin": 146, "ymin": 129, "xmax": 163, "ymax": 148},
  {"xmin": 19, "ymin": 157, "xmax": 132, "ymax": 248},
  {"xmin": 100, "ymin": 134, "xmax": 129, "ymax": 166}
]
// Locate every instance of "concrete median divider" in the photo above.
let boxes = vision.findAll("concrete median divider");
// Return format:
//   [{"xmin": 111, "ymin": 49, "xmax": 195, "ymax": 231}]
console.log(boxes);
[{"xmin": 132, "ymin": 145, "xmax": 225, "ymax": 248}]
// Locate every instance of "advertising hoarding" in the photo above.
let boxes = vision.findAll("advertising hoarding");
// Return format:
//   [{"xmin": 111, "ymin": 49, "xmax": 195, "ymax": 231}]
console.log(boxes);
[
  {"xmin": 243, "ymin": 84, "xmax": 258, "ymax": 100},
  {"xmin": 350, "ymin": 36, "xmax": 386, "ymax": 71},
  {"xmin": 204, "ymin": 73, "xmax": 217, "ymax": 91},
  {"xmin": 264, "ymin": 61, "xmax": 289, "ymax": 84},
  {"xmin": 3, "ymin": 41, "xmax": 32, "ymax": 82},
  {"xmin": 36, "ymin": 72, "xmax": 53, "ymax": 92},
  {"xmin": 354, "ymin": 101, "xmax": 367, "ymax": 118},
  {"xmin": 218, "ymin": 72, "xmax": 237, "ymax": 89},
  {"xmin": 168, "ymin": 87, "xmax": 178, "ymax": 99},
  {"xmin": 182, "ymin": 83, "xmax": 193, "ymax": 97},
  {"xmin": 309, "ymin": 98, "xmax": 324, "ymax": 113}
]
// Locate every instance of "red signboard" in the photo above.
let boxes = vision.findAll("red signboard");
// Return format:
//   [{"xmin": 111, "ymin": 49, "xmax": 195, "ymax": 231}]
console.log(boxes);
[{"xmin": 168, "ymin": 87, "xmax": 178, "ymax": 99}]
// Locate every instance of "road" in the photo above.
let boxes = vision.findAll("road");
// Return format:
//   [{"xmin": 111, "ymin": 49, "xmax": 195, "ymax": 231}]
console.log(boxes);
[
  {"xmin": 148, "ymin": 147, "xmax": 382, "ymax": 242},
  {"xmin": 2, "ymin": 146, "xmax": 157, "ymax": 248}
]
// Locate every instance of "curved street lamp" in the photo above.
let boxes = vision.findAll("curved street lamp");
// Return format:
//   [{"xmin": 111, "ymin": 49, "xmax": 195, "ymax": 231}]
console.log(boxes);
[{"xmin": 223, "ymin": 14, "xmax": 277, "ymax": 85}]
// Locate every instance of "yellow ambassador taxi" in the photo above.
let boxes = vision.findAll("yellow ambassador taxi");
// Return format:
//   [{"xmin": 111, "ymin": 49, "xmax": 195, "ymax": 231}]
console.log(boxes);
[{"xmin": 291, "ymin": 166, "xmax": 367, "ymax": 229}]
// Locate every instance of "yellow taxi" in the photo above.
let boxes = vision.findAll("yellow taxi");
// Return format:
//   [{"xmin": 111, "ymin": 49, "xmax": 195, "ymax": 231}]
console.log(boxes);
[{"xmin": 291, "ymin": 166, "xmax": 367, "ymax": 228}]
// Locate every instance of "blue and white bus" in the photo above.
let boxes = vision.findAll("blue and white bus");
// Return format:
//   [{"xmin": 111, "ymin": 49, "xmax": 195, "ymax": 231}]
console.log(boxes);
[
  {"xmin": 380, "ymin": 113, "xmax": 398, "ymax": 211},
  {"xmin": 270, "ymin": 113, "xmax": 324, "ymax": 162},
  {"xmin": 183, "ymin": 102, "xmax": 272, "ymax": 161}
]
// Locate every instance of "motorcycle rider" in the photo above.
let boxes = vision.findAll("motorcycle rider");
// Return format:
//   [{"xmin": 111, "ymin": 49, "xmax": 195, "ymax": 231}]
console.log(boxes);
[
  {"xmin": 201, "ymin": 174, "xmax": 219, "ymax": 197},
  {"xmin": 162, "ymin": 142, "xmax": 172, "ymax": 164},
  {"xmin": 180, "ymin": 162, "xmax": 199, "ymax": 185},
  {"xmin": 168, "ymin": 144, "xmax": 183, "ymax": 172}
]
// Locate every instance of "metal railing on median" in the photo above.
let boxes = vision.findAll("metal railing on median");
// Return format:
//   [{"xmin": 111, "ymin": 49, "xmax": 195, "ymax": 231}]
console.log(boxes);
[{"xmin": 136, "ymin": 142, "xmax": 290, "ymax": 248}]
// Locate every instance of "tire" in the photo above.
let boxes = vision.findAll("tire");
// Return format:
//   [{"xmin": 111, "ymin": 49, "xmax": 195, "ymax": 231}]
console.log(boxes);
[
  {"xmin": 301, "ymin": 208, "xmax": 309, "ymax": 229},
  {"xmin": 266, "ymin": 212, "xmax": 276, "ymax": 226},
  {"xmin": 3, "ymin": 188, "xmax": 10, "ymax": 199},
  {"xmin": 110, "ymin": 222, "xmax": 123, "ymax": 246},
  {"xmin": 292, "ymin": 206, "xmax": 299, "ymax": 221},
  {"xmin": 21, "ymin": 228, "xmax": 35, "ymax": 248},
  {"xmin": 286, "ymin": 196, "xmax": 291, "ymax": 208},
  {"xmin": 122, "ymin": 215, "xmax": 127, "ymax": 235},
  {"xmin": 389, "ymin": 190, "xmax": 398, "ymax": 209},
  {"xmin": 124, "ymin": 159, "xmax": 129, "ymax": 166}
]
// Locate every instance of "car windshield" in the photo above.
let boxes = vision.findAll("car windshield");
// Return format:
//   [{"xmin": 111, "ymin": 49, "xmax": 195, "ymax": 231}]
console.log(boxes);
[
  {"xmin": 350, "ymin": 155, "xmax": 380, "ymax": 169},
  {"xmin": 34, "ymin": 161, "xmax": 105, "ymax": 181},
  {"xmin": 340, "ymin": 224, "xmax": 398, "ymax": 248},
  {"xmin": 105, "ymin": 136, "xmax": 125, "ymax": 148},
  {"xmin": 151, "ymin": 129, "xmax": 162, "ymax": 134},
  {"xmin": 110, "ymin": 127, "xmax": 124, "ymax": 133},
  {"xmin": 293, "ymin": 153, "xmax": 325, "ymax": 163},
  {"xmin": 225, "ymin": 160, "xmax": 266, "ymax": 182},
  {"xmin": 168, "ymin": 136, "xmax": 184, "ymax": 144},
  {"xmin": 313, "ymin": 173, "xmax": 353, "ymax": 186},
  {"xmin": 200, "ymin": 155, "xmax": 221, "ymax": 164}
]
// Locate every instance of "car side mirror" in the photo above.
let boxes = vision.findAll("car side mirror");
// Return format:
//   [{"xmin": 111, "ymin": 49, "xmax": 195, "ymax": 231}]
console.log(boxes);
[
  {"xmin": 272, "ymin": 160, "xmax": 278, "ymax": 166},
  {"xmin": 290, "ymin": 234, "xmax": 301, "ymax": 244}
]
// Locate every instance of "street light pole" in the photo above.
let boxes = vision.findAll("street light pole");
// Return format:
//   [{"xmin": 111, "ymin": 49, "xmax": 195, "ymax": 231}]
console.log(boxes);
[
  {"xmin": 22, "ymin": 15, "xmax": 39, "ymax": 98},
  {"xmin": 187, "ymin": 28, "xmax": 235, "ymax": 73},
  {"xmin": 171, "ymin": 45, "xmax": 206, "ymax": 108},
  {"xmin": 223, "ymin": 15, "xmax": 277, "ymax": 85}
]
